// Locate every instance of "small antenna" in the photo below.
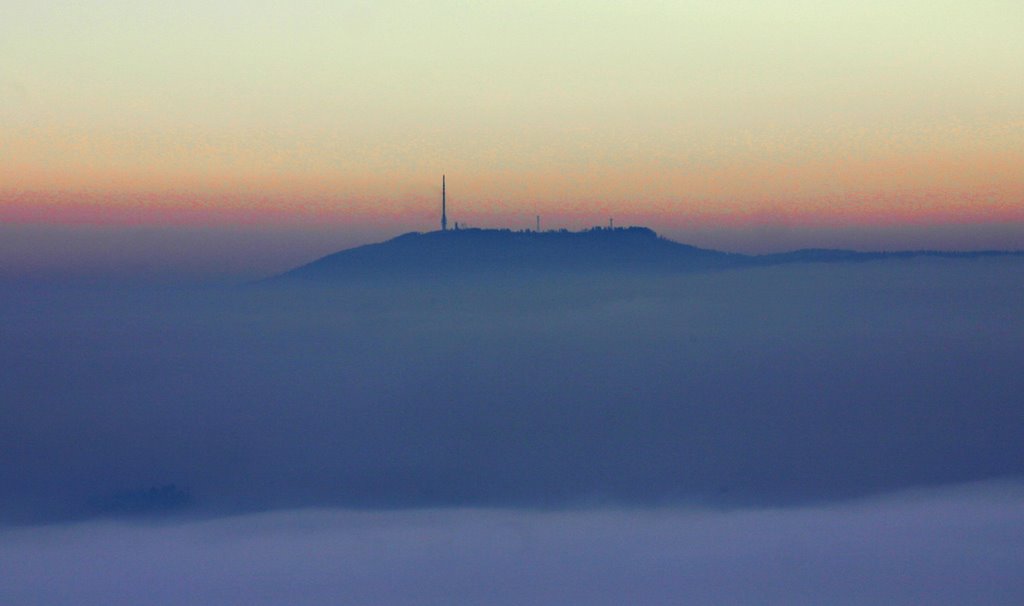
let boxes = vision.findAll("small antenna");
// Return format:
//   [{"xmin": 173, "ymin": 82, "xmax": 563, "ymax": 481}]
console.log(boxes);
[
  {"xmin": 441, "ymin": 175, "xmax": 447, "ymax": 232},
  {"xmin": 536, "ymin": 215, "xmax": 540, "ymax": 232}
]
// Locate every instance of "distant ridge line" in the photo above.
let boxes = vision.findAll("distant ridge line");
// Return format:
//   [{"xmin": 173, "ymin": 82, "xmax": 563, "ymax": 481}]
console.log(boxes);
[{"xmin": 264, "ymin": 226, "xmax": 1024, "ymax": 283}]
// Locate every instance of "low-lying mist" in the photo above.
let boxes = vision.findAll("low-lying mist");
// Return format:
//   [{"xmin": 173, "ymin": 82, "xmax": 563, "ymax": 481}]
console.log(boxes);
[
  {"xmin": 2, "ymin": 258, "xmax": 1022, "ymax": 523},
  {"xmin": 2, "ymin": 484, "xmax": 1022, "ymax": 605}
]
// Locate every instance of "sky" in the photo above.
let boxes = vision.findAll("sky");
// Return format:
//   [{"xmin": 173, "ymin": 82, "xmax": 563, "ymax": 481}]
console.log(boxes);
[
  {"xmin": 3, "ymin": 4, "xmax": 1024, "ymax": 596},
  {"xmin": 2, "ymin": 1, "xmax": 1023, "ymax": 278}
]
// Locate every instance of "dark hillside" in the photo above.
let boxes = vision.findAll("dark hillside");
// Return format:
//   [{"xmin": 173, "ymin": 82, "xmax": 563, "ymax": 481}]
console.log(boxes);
[
  {"xmin": 269, "ymin": 226, "xmax": 1023, "ymax": 284},
  {"xmin": 275, "ymin": 227, "xmax": 746, "ymax": 282}
]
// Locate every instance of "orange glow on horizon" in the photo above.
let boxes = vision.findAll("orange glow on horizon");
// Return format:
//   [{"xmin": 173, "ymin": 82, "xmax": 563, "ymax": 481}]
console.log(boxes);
[
  {"xmin": 4, "ymin": 121, "xmax": 1021, "ymax": 234},
  {"xmin": 4, "ymin": 184, "xmax": 1021, "ymax": 232}
]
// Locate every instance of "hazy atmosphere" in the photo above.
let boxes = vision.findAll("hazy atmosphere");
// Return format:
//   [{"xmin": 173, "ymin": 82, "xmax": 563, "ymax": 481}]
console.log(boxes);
[
  {"xmin": 3, "ymin": 258, "xmax": 1024, "ymax": 602},
  {"xmin": 3, "ymin": 1, "xmax": 1023, "ymax": 604},
  {"xmin": 3, "ymin": 1, "xmax": 1024, "ymax": 280},
  {"xmin": 4, "ymin": 260, "xmax": 1024, "ymax": 521}
]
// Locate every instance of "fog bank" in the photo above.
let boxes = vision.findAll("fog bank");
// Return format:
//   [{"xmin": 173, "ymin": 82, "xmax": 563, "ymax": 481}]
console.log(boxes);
[
  {"xmin": 2, "ymin": 484, "xmax": 1022, "ymax": 605},
  {"xmin": 2, "ymin": 258, "xmax": 1022, "ymax": 523}
]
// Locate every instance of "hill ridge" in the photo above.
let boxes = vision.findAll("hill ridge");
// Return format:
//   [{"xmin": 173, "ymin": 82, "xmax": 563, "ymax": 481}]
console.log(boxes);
[{"xmin": 269, "ymin": 226, "xmax": 1024, "ymax": 283}]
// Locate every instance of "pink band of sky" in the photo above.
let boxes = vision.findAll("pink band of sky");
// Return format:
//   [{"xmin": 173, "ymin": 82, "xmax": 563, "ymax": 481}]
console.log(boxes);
[{"xmin": 2, "ymin": 1, "xmax": 1022, "ymax": 256}]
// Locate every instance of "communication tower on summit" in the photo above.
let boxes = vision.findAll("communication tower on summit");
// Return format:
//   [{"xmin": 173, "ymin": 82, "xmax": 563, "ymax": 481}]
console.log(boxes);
[{"xmin": 441, "ymin": 175, "xmax": 448, "ymax": 232}]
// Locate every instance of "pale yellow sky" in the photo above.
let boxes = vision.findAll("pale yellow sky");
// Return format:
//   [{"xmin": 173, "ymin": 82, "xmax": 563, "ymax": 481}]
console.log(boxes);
[{"xmin": 2, "ymin": 1, "xmax": 1023, "ymax": 238}]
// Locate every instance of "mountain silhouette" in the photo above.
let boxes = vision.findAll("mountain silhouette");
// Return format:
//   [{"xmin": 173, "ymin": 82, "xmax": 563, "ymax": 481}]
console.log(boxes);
[{"xmin": 269, "ymin": 226, "xmax": 1023, "ymax": 283}]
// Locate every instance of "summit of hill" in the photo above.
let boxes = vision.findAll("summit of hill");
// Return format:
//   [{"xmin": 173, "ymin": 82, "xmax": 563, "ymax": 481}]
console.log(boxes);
[
  {"xmin": 275, "ymin": 226, "xmax": 746, "ymax": 281},
  {"xmin": 268, "ymin": 225, "xmax": 1023, "ymax": 284}
]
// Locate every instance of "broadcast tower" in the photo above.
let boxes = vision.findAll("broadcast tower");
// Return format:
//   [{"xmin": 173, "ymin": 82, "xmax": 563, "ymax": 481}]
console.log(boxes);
[{"xmin": 441, "ymin": 175, "xmax": 448, "ymax": 232}]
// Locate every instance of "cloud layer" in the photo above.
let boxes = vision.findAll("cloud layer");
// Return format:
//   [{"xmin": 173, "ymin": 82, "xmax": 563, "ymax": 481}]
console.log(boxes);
[
  {"xmin": 2, "ymin": 258, "xmax": 1022, "ymax": 523},
  {"xmin": 2, "ymin": 484, "xmax": 1022, "ymax": 605}
]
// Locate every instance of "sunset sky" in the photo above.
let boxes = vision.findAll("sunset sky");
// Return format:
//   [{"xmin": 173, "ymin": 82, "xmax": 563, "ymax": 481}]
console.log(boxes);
[
  {"xmin": 4, "ymin": 6, "xmax": 1024, "ymax": 600},
  {"xmin": 3, "ymin": 1, "xmax": 1022, "ymax": 275}
]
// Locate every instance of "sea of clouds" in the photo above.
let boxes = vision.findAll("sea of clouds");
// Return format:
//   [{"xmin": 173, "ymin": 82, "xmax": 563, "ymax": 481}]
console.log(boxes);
[
  {"xmin": 2, "ymin": 484, "xmax": 1022, "ymax": 605},
  {"xmin": 2, "ymin": 257, "xmax": 1022, "ymax": 602}
]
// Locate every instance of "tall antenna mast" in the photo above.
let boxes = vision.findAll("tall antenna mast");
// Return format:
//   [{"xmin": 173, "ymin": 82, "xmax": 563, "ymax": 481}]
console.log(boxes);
[{"xmin": 441, "ymin": 175, "xmax": 447, "ymax": 231}]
